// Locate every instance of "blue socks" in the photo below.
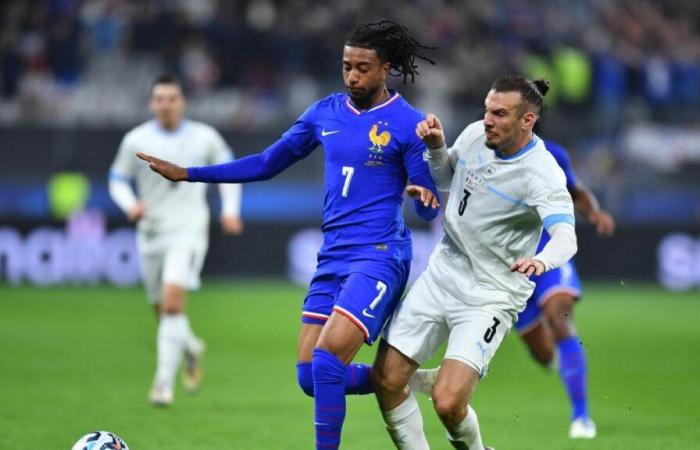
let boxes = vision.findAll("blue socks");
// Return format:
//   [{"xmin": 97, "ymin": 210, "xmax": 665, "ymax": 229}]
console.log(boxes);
[
  {"xmin": 297, "ymin": 361, "xmax": 373, "ymax": 397},
  {"xmin": 312, "ymin": 348, "xmax": 347, "ymax": 450},
  {"xmin": 558, "ymin": 336, "xmax": 589, "ymax": 420},
  {"xmin": 345, "ymin": 362, "xmax": 373, "ymax": 394},
  {"xmin": 295, "ymin": 353, "xmax": 373, "ymax": 449}
]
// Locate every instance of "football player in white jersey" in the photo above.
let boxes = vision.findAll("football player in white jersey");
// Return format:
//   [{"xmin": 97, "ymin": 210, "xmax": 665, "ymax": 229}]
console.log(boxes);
[
  {"xmin": 109, "ymin": 75, "xmax": 243, "ymax": 406},
  {"xmin": 371, "ymin": 75, "xmax": 578, "ymax": 450}
]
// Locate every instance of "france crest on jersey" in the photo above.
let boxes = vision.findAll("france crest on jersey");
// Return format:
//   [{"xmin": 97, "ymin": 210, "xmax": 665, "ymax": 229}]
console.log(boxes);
[{"xmin": 281, "ymin": 91, "xmax": 437, "ymax": 257}]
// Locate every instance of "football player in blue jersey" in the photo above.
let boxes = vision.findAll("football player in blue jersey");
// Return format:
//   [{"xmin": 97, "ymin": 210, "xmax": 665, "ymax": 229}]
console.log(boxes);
[
  {"xmin": 137, "ymin": 20, "xmax": 440, "ymax": 450},
  {"xmin": 515, "ymin": 138, "xmax": 615, "ymax": 439}
]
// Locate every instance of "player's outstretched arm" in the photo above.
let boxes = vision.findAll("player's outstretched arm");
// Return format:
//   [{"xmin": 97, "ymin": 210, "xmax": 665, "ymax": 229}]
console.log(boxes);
[
  {"xmin": 137, "ymin": 139, "xmax": 305, "ymax": 185},
  {"xmin": 137, "ymin": 153, "xmax": 188, "ymax": 181}
]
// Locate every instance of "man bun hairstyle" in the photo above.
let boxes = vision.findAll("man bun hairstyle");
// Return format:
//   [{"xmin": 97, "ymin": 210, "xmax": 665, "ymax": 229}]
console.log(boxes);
[
  {"xmin": 345, "ymin": 20, "xmax": 436, "ymax": 84},
  {"xmin": 491, "ymin": 75, "xmax": 549, "ymax": 115},
  {"xmin": 531, "ymin": 79, "xmax": 550, "ymax": 97}
]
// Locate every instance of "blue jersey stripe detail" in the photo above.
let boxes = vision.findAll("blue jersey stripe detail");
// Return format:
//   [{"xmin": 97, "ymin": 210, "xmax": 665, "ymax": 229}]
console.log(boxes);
[
  {"xmin": 542, "ymin": 213, "xmax": 575, "ymax": 230},
  {"xmin": 487, "ymin": 185, "xmax": 529, "ymax": 207},
  {"xmin": 109, "ymin": 171, "xmax": 132, "ymax": 182}
]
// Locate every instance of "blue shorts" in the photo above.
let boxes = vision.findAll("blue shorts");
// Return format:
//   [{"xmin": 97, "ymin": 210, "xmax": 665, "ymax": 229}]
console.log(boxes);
[
  {"xmin": 515, "ymin": 260, "xmax": 582, "ymax": 333},
  {"xmin": 301, "ymin": 246, "xmax": 411, "ymax": 345}
]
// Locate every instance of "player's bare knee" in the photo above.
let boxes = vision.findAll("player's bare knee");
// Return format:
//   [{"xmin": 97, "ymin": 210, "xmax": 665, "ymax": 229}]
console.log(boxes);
[
  {"xmin": 371, "ymin": 364, "xmax": 405, "ymax": 396},
  {"xmin": 531, "ymin": 346, "xmax": 554, "ymax": 366},
  {"xmin": 161, "ymin": 302, "xmax": 183, "ymax": 315},
  {"xmin": 161, "ymin": 291, "xmax": 185, "ymax": 315},
  {"xmin": 432, "ymin": 392, "xmax": 466, "ymax": 426},
  {"xmin": 544, "ymin": 296, "xmax": 575, "ymax": 339},
  {"xmin": 549, "ymin": 314, "xmax": 575, "ymax": 340},
  {"xmin": 531, "ymin": 352, "xmax": 550, "ymax": 367}
]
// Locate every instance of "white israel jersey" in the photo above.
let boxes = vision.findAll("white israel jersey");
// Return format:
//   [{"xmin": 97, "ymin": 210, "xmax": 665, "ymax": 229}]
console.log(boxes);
[
  {"xmin": 110, "ymin": 120, "xmax": 234, "ymax": 241},
  {"xmin": 427, "ymin": 120, "xmax": 575, "ymax": 311}
]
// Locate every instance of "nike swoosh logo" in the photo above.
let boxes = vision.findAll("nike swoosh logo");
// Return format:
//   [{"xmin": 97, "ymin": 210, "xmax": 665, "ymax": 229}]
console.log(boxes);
[
  {"xmin": 314, "ymin": 422, "xmax": 329, "ymax": 426},
  {"xmin": 321, "ymin": 129, "xmax": 340, "ymax": 137},
  {"xmin": 362, "ymin": 308, "xmax": 376, "ymax": 319}
]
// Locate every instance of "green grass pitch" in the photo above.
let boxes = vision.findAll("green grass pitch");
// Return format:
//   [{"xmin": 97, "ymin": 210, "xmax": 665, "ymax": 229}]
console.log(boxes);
[{"xmin": 1, "ymin": 280, "xmax": 698, "ymax": 449}]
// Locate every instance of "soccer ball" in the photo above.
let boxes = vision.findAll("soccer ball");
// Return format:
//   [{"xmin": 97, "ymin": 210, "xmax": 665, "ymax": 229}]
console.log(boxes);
[{"xmin": 71, "ymin": 431, "xmax": 129, "ymax": 450}]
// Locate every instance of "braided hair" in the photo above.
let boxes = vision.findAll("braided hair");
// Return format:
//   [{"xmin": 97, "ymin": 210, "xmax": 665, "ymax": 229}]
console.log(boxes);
[{"xmin": 345, "ymin": 20, "xmax": 436, "ymax": 84}]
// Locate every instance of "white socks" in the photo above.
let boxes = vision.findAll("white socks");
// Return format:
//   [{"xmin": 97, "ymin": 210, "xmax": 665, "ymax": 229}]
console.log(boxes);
[
  {"xmin": 382, "ymin": 392, "xmax": 430, "ymax": 450},
  {"xmin": 180, "ymin": 315, "xmax": 202, "ymax": 354},
  {"xmin": 446, "ymin": 405, "xmax": 484, "ymax": 450},
  {"xmin": 154, "ymin": 313, "xmax": 189, "ymax": 388}
]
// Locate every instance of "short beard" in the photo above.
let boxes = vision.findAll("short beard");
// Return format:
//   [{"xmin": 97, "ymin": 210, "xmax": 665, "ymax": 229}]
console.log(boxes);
[
  {"xmin": 348, "ymin": 84, "xmax": 382, "ymax": 110},
  {"xmin": 484, "ymin": 141, "xmax": 498, "ymax": 150}
]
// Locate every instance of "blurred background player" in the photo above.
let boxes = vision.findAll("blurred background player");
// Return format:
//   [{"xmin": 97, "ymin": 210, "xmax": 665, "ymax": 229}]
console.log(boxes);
[
  {"xmin": 137, "ymin": 20, "xmax": 440, "ymax": 450},
  {"xmin": 108, "ymin": 74, "xmax": 243, "ymax": 406},
  {"xmin": 373, "ymin": 76, "xmax": 577, "ymax": 450},
  {"xmin": 514, "ymin": 135, "xmax": 616, "ymax": 439}
]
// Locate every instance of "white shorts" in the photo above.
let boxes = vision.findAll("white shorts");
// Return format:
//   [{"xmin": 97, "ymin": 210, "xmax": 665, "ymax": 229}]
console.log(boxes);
[
  {"xmin": 137, "ymin": 232, "xmax": 208, "ymax": 304},
  {"xmin": 385, "ymin": 250, "xmax": 513, "ymax": 377}
]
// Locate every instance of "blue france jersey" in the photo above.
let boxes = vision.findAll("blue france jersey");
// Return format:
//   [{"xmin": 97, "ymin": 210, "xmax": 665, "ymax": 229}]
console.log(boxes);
[
  {"xmin": 536, "ymin": 140, "xmax": 578, "ymax": 251},
  {"xmin": 280, "ymin": 91, "xmax": 438, "ymax": 257}
]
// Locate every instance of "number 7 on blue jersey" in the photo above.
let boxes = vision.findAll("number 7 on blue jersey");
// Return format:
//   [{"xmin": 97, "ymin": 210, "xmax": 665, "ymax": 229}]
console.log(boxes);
[{"xmin": 342, "ymin": 166, "xmax": 354, "ymax": 197}]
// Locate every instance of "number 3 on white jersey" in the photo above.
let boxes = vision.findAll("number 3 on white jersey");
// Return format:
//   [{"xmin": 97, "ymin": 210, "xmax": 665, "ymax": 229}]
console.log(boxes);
[{"xmin": 341, "ymin": 166, "xmax": 354, "ymax": 197}]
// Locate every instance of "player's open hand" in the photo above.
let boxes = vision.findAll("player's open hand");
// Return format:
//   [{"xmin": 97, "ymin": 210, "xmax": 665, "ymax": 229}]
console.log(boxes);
[
  {"xmin": 136, "ymin": 152, "xmax": 188, "ymax": 181},
  {"xmin": 589, "ymin": 210, "xmax": 615, "ymax": 237},
  {"xmin": 221, "ymin": 215, "xmax": 244, "ymax": 236},
  {"xmin": 406, "ymin": 185, "xmax": 440, "ymax": 209},
  {"xmin": 415, "ymin": 113, "xmax": 445, "ymax": 150},
  {"xmin": 510, "ymin": 258, "xmax": 545, "ymax": 277}
]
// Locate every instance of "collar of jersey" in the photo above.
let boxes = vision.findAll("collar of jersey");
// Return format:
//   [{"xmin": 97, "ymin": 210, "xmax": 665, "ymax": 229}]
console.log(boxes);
[
  {"xmin": 345, "ymin": 91, "xmax": 400, "ymax": 115},
  {"xmin": 494, "ymin": 135, "xmax": 538, "ymax": 160},
  {"xmin": 151, "ymin": 119, "xmax": 188, "ymax": 136}
]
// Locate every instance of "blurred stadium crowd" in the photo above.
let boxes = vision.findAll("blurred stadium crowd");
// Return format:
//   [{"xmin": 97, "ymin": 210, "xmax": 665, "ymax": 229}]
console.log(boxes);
[
  {"xmin": 1, "ymin": 0, "xmax": 699, "ymax": 226},
  {"xmin": 2, "ymin": 0, "xmax": 699, "ymax": 126}
]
